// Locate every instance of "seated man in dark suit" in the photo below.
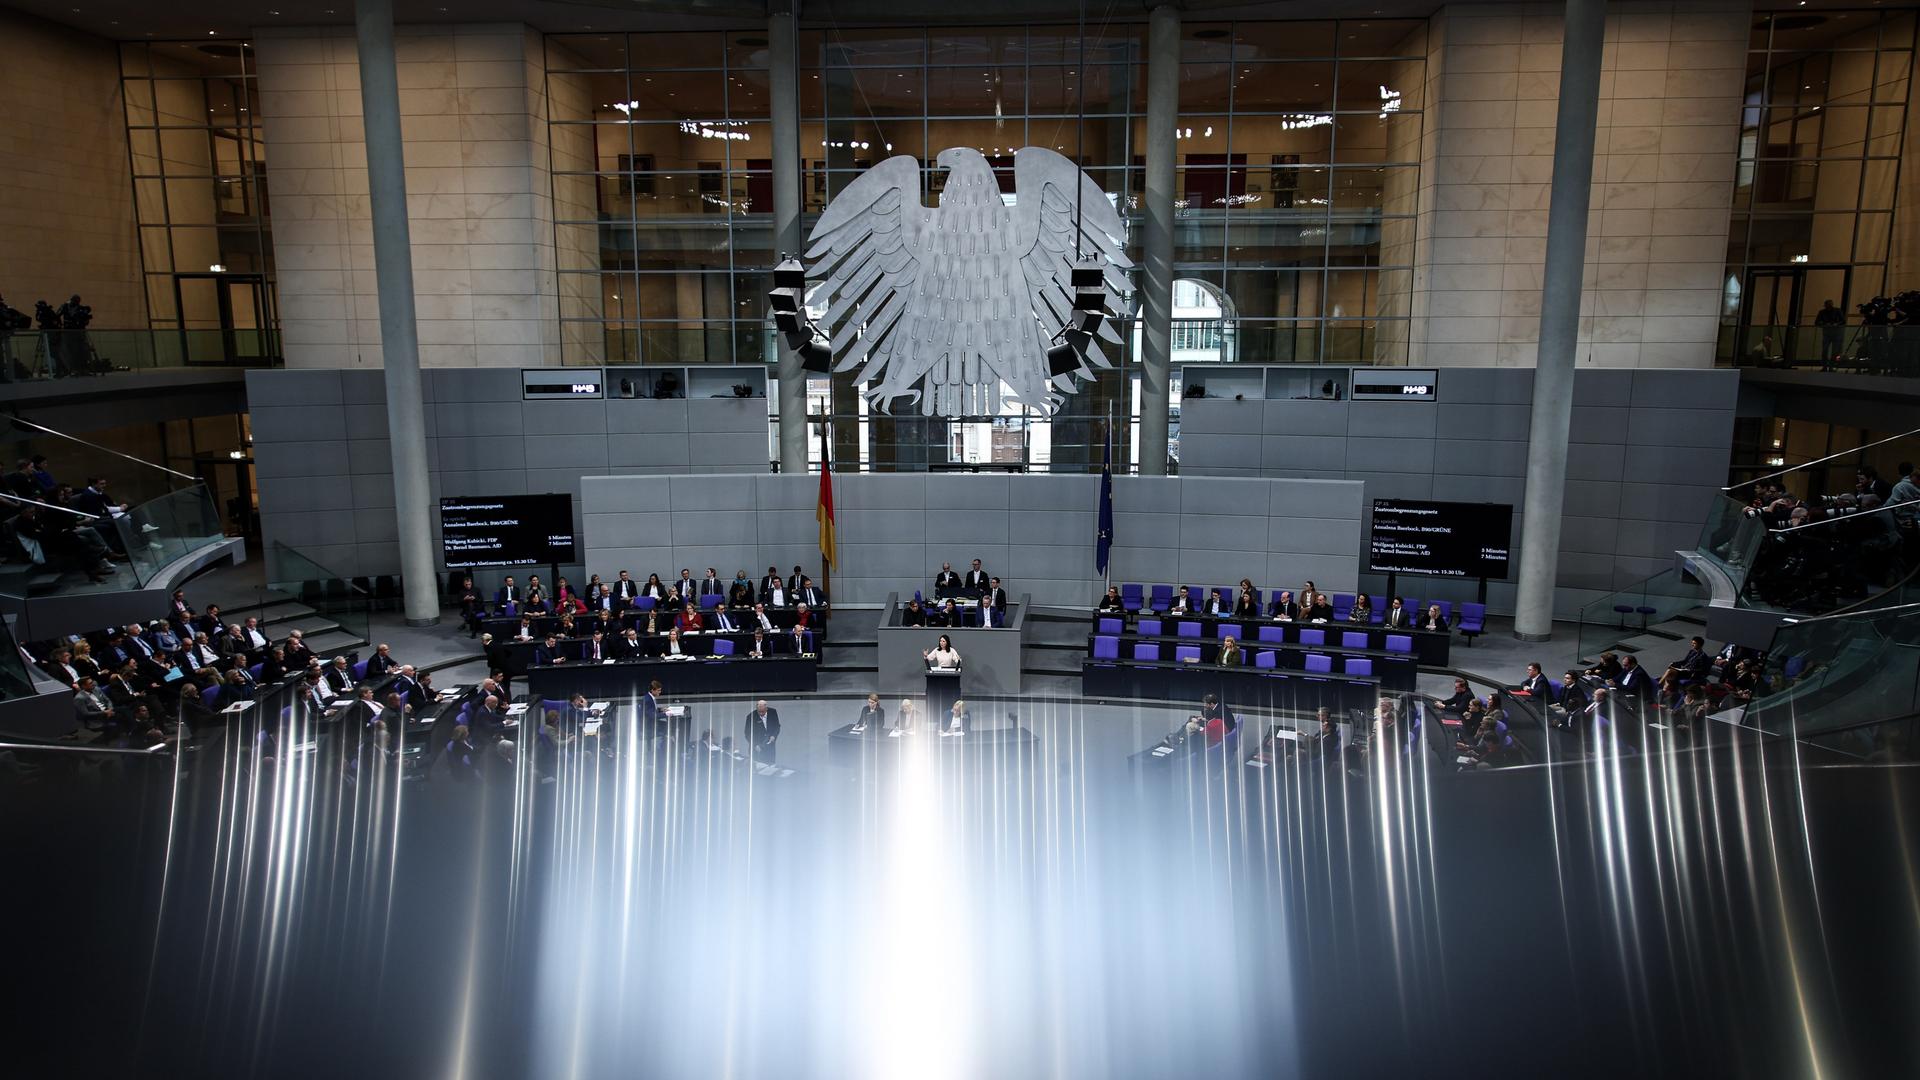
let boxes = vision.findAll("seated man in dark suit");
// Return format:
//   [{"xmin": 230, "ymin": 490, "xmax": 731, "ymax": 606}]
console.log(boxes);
[
  {"xmin": 1432, "ymin": 677, "xmax": 1475, "ymax": 718},
  {"xmin": 1167, "ymin": 585, "xmax": 1194, "ymax": 615},
  {"xmin": 749, "ymin": 603, "xmax": 777, "ymax": 634},
  {"xmin": 710, "ymin": 602, "xmax": 741, "ymax": 634},
  {"xmin": 700, "ymin": 567, "xmax": 725, "ymax": 597},
  {"xmin": 1203, "ymin": 588, "xmax": 1229, "ymax": 617},
  {"xmin": 1270, "ymin": 590, "xmax": 1299, "ymax": 621},
  {"xmin": 580, "ymin": 630, "xmax": 609, "ymax": 663},
  {"xmin": 613, "ymin": 627, "xmax": 646, "ymax": 660},
  {"xmin": 1516, "ymin": 662, "xmax": 1551, "ymax": 698},
  {"xmin": 364, "ymin": 642, "xmax": 401, "ymax": 677},
  {"xmin": 902, "ymin": 598, "xmax": 928, "ymax": 626},
  {"xmin": 1666, "ymin": 636, "xmax": 1711, "ymax": 682},
  {"xmin": 1614, "ymin": 654, "xmax": 1655, "ymax": 702},
  {"xmin": 760, "ymin": 566, "xmax": 787, "ymax": 607},
  {"xmin": 611, "ymin": 570, "xmax": 639, "ymax": 611},
  {"xmin": 534, "ymin": 635, "xmax": 569, "ymax": 666},
  {"xmin": 1381, "ymin": 596, "xmax": 1413, "ymax": 629},
  {"xmin": 977, "ymin": 593, "xmax": 1002, "ymax": 628},
  {"xmin": 796, "ymin": 575, "xmax": 827, "ymax": 610},
  {"xmin": 495, "ymin": 575, "xmax": 522, "ymax": 612}
]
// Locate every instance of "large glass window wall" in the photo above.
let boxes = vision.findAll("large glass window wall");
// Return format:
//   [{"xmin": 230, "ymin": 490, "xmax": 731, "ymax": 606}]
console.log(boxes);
[
  {"xmin": 119, "ymin": 40, "xmax": 279, "ymax": 366},
  {"xmin": 1723, "ymin": 10, "xmax": 1915, "ymax": 369}
]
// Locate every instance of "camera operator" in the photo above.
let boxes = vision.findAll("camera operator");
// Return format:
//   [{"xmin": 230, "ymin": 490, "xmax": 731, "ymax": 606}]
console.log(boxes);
[
  {"xmin": 57, "ymin": 294, "xmax": 96, "ymax": 376},
  {"xmin": 1858, "ymin": 295, "xmax": 1893, "ymax": 374},
  {"xmin": 0, "ymin": 293, "xmax": 29, "ymax": 382}
]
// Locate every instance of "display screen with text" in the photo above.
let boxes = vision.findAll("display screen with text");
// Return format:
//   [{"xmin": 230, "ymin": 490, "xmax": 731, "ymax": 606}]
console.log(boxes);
[
  {"xmin": 440, "ymin": 494, "xmax": 576, "ymax": 568},
  {"xmin": 1367, "ymin": 499, "xmax": 1512, "ymax": 578}
]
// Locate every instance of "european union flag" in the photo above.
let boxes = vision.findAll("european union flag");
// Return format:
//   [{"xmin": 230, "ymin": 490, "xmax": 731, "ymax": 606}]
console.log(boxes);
[{"xmin": 1096, "ymin": 423, "xmax": 1114, "ymax": 577}]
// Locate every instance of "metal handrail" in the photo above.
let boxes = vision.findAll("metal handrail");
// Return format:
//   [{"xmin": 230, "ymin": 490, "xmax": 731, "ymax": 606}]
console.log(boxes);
[
  {"xmin": 0, "ymin": 740, "xmax": 166, "ymax": 757},
  {"xmin": 6, "ymin": 415, "xmax": 199, "ymax": 483},
  {"xmin": 0, "ymin": 490, "xmax": 99, "ymax": 519},
  {"xmin": 1769, "ymin": 496, "xmax": 1920, "ymax": 534},
  {"xmin": 1725, "ymin": 423, "xmax": 1920, "ymax": 491}
]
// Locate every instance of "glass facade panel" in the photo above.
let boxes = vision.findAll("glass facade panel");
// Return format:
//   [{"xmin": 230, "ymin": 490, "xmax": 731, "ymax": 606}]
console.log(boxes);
[
  {"xmin": 119, "ymin": 40, "xmax": 277, "ymax": 361},
  {"xmin": 547, "ymin": 20, "xmax": 1421, "ymax": 468}
]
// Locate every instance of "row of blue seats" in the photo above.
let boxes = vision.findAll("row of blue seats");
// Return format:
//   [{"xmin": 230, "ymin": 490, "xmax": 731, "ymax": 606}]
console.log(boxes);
[
  {"xmin": 1091, "ymin": 636, "xmax": 1385, "ymax": 677},
  {"xmin": 1096, "ymin": 617, "xmax": 1421, "ymax": 654}
]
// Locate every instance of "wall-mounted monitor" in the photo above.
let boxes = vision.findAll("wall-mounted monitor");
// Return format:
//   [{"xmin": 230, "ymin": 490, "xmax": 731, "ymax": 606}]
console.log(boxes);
[
  {"xmin": 439, "ymin": 494, "xmax": 576, "ymax": 568},
  {"xmin": 1367, "ymin": 498, "xmax": 1512, "ymax": 578}
]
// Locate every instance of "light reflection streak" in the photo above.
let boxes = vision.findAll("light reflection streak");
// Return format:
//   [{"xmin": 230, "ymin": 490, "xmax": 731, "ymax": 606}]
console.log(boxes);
[{"xmin": 127, "ymin": 687, "xmax": 1900, "ymax": 1076}]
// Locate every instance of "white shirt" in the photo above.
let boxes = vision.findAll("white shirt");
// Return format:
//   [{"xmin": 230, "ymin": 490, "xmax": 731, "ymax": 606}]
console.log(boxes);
[
  {"xmin": 246, "ymin": 628, "xmax": 268, "ymax": 648},
  {"xmin": 769, "ymin": 587, "xmax": 786, "ymax": 607},
  {"xmin": 756, "ymin": 612, "xmax": 774, "ymax": 631}
]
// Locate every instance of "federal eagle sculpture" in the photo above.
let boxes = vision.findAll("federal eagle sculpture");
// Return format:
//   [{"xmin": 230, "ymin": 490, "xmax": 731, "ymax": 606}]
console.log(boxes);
[{"xmin": 804, "ymin": 146, "xmax": 1132, "ymax": 417}]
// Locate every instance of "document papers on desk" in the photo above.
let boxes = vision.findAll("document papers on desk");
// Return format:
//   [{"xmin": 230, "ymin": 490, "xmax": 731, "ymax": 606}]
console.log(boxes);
[
  {"xmin": 506, "ymin": 703, "xmax": 529, "ymax": 716},
  {"xmin": 1151, "ymin": 745, "xmax": 1176, "ymax": 757},
  {"xmin": 590, "ymin": 702, "xmax": 610, "ymax": 713},
  {"xmin": 582, "ymin": 719, "xmax": 601, "ymax": 737},
  {"xmin": 222, "ymin": 700, "xmax": 255, "ymax": 714}
]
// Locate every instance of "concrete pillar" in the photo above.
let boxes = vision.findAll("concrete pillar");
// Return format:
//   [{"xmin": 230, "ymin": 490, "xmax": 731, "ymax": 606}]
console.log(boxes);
[
  {"xmin": 1513, "ymin": 0, "xmax": 1607, "ymax": 642},
  {"xmin": 1137, "ymin": 1, "xmax": 1180, "ymax": 476},
  {"xmin": 354, "ymin": 0, "xmax": 438, "ymax": 626},
  {"xmin": 770, "ymin": 3, "xmax": 807, "ymax": 474}
]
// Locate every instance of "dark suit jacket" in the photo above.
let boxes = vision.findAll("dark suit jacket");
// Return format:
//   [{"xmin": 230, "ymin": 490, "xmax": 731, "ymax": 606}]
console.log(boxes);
[
  {"xmin": 495, "ymin": 586, "xmax": 520, "ymax": 607},
  {"xmin": 746, "ymin": 707, "xmax": 781, "ymax": 748},
  {"xmin": 1518, "ymin": 673, "xmax": 1550, "ymax": 697},
  {"xmin": 533, "ymin": 644, "xmax": 567, "ymax": 666},
  {"xmin": 902, "ymin": 606, "xmax": 927, "ymax": 626},
  {"xmin": 934, "ymin": 571, "xmax": 961, "ymax": 594},
  {"xmin": 580, "ymin": 638, "xmax": 608, "ymax": 663},
  {"xmin": 797, "ymin": 586, "xmax": 825, "ymax": 608},
  {"xmin": 1616, "ymin": 666, "xmax": 1655, "ymax": 699},
  {"xmin": 1382, "ymin": 607, "xmax": 1412, "ymax": 628},
  {"xmin": 963, "ymin": 570, "xmax": 989, "ymax": 593},
  {"xmin": 711, "ymin": 611, "xmax": 739, "ymax": 633},
  {"xmin": 366, "ymin": 653, "xmax": 400, "ymax": 677},
  {"xmin": 1233, "ymin": 597, "xmax": 1259, "ymax": 618},
  {"xmin": 856, "ymin": 704, "xmax": 885, "ymax": 729},
  {"xmin": 1271, "ymin": 600, "xmax": 1299, "ymax": 620},
  {"xmin": 612, "ymin": 635, "xmax": 646, "ymax": 659},
  {"xmin": 985, "ymin": 587, "xmax": 1008, "ymax": 612},
  {"xmin": 1417, "ymin": 614, "xmax": 1448, "ymax": 632},
  {"xmin": 700, "ymin": 578, "xmax": 724, "ymax": 596}
]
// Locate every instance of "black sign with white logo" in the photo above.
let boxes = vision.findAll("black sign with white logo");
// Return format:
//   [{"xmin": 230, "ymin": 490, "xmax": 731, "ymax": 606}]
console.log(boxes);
[
  {"xmin": 440, "ymin": 494, "xmax": 576, "ymax": 569},
  {"xmin": 1351, "ymin": 368, "xmax": 1438, "ymax": 401},
  {"xmin": 1367, "ymin": 498, "xmax": 1512, "ymax": 579}
]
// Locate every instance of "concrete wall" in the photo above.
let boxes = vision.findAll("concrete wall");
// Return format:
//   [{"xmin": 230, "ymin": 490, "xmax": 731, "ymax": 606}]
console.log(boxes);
[
  {"xmin": 581, "ymin": 474, "xmax": 1365, "ymax": 608},
  {"xmin": 252, "ymin": 23, "xmax": 563, "ymax": 368},
  {"xmin": 1410, "ymin": 1, "xmax": 1748, "ymax": 368},
  {"xmin": 1179, "ymin": 366, "xmax": 1740, "ymax": 618},
  {"xmin": 247, "ymin": 367, "xmax": 768, "ymax": 579},
  {"xmin": 0, "ymin": 8, "xmax": 145, "ymax": 327}
]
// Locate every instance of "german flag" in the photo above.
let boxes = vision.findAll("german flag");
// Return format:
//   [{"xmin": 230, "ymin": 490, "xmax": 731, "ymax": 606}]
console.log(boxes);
[{"xmin": 816, "ymin": 424, "xmax": 836, "ymax": 590}]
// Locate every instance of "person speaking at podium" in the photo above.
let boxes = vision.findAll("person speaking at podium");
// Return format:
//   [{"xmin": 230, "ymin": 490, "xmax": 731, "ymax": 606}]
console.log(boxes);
[{"xmin": 923, "ymin": 635, "xmax": 961, "ymax": 671}]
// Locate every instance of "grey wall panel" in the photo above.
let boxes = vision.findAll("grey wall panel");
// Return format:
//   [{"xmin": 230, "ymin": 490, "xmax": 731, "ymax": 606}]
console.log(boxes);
[
  {"xmin": 1112, "ymin": 511, "xmax": 1183, "ymax": 548},
  {"xmin": 1436, "ymin": 402, "xmax": 1531, "ymax": 441},
  {"xmin": 350, "ymin": 472, "xmax": 396, "ymax": 509},
  {"xmin": 1568, "ymin": 405, "xmax": 1631, "ymax": 435},
  {"xmin": 254, "ymin": 440, "xmax": 353, "ymax": 479},
  {"xmin": 1431, "ymin": 474, "xmax": 1525, "ymax": 505},
  {"xmin": 435, "ymin": 401, "xmax": 521, "ymax": 437},
  {"xmin": 1178, "ymin": 400, "xmax": 1261, "ymax": 434},
  {"xmin": 251, "ymin": 403, "xmax": 348, "ymax": 442},
  {"xmin": 668, "ymin": 474, "xmax": 757, "ymax": 511},
  {"xmin": 1346, "ymin": 436, "xmax": 1435, "ymax": 473},
  {"xmin": 1266, "ymin": 515, "xmax": 1363, "ymax": 555},
  {"xmin": 1571, "ymin": 369, "xmax": 1633, "ymax": 405},
  {"xmin": 926, "ymin": 508, "xmax": 1013, "ymax": 545},
  {"xmin": 522, "ymin": 399, "xmax": 606, "ymax": 431},
  {"xmin": 605, "ymin": 399, "xmax": 691, "ymax": 434},
  {"xmin": 1431, "ymin": 439, "xmax": 1529, "ymax": 478},
  {"xmin": 1178, "ymin": 368, "xmax": 1740, "ymax": 618},
  {"xmin": 1005, "ymin": 508, "xmax": 1094, "ymax": 546},
  {"xmin": 1626, "ymin": 406, "xmax": 1735, "ymax": 449},
  {"xmin": 1120, "ymin": 477, "xmax": 1184, "ymax": 514},
  {"xmin": 1262, "ymin": 399, "xmax": 1349, "ymax": 436},
  {"xmin": 1178, "ymin": 434, "xmax": 1260, "ymax": 471},
  {"xmin": 266, "ymin": 475, "xmax": 354, "ymax": 513},
  {"xmin": 1348, "ymin": 401, "xmax": 1438, "ymax": 438},
  {"xmin": 524, "ymin": 434, "xmax": 608, "ymax": 470},
  {"xmin": 1261, "ymin": 435, "xmax": 1347, "ymax": 472},
  {"xmin": 427, "ymin": 368, "xmax": 522, "ymax": 403},
  {"xmin": 247, "ymin": 369, "xmax": 341, "ymax": 407},
  {"xmin": 1177, "ymin": 477, "xmax": 1260, "ymax": 516}
]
